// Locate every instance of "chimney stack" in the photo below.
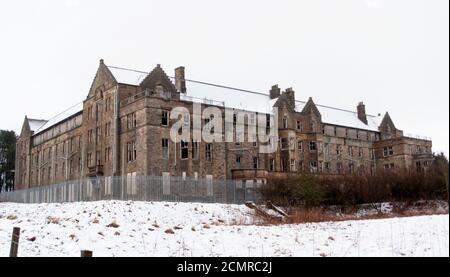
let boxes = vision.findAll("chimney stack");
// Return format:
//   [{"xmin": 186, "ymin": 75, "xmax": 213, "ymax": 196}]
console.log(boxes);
[
  {"xmin": 357, "ymin": 102, "xmax": 368, "ymax": 124},
  {"xmin": 175, "ymin": 66, "xmax": 186, "ymax": 94},
  {"xmin": 269, "ymin": 85, "xmax": 281, "ymax": 99},
  {"xmin": 285, "ymin": 88, "xmax": 295, "ymax": 108}
]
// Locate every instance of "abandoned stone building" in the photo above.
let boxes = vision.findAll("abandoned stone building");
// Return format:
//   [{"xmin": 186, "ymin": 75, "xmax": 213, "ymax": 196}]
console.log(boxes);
[{"xmin": 15, "ymin": 60, "xmax": 433, "ymax": 190}]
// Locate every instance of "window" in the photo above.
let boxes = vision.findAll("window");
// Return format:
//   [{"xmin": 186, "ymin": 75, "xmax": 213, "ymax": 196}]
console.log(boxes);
[
  {"xmin": 127, "ymin": 141, "xmax": 137, "ymax": 162},
  {"xmin": 345, "ymin": 129, "xmax": 349, "ymax": 137},
  {"xmin": 337, "ymin": 162, "xmax": 343, "ymax": 174},
  {"xmin": 324, "ymin": 162, "xmax": 330, "ymax": 173},
  {"xmin": 96, "ymin": 103, "xmax": 101, "ymax": 121},
  {"xmin": 162, "ymin": 110, "xmax": 169, "ymax": 126},
  {"xmin": 96, "ymin": 127, "xmax": 101, "ymax": 143},
  {"xmin": 348, "ymin": 146, "xmax": 353, "ymax": 157},
  {"xmin": 324, "ymin": 143, "xmax": 330, "ymax": 155},
  {"xmin": 281, "ymin": 138, "xmax": 289, "ymax": 150},
  {"xmin": 95, "ymin": 151, "xmax": 101, "ymax": 165},
  {"xmin": 266, "ymin": 114, "xmax": 271, "ymax": 134},
  {"xmin": 309, "ymin": 141, "xmax": 317, "ymax": 152},
  {"xmin": 356, "ymin": 131, "xmax": 360, "ymax": 139},
  {"xmin": 180, "ymin": 140, "xmax": 189, "ymax": 160},
  {"xmin": 205, "ymin": 144, "xmax": 213, "ymax": 161},
  {"xmin": 371, "ymin": 149, "xmax": 375, "ymax": 160},
  {"xmin": 250, "ymin": 113, "xmax": 256, "ymax": 125},
  {"xmin": 105, "ymin": 122, "xmax": 111, "ymax": 137},
  {"xmin": 233, "ymin": 113, "xmax": 237, "ymax": 126},
  {"xmin": 87, "ymin": 106, "xmax": 93, "ymax": 120},
  {"xmin": 290, "ymin": 159, "xmax": 296, "ymax": 172},
  {"xmin": 87, "ymin": 153, "xmax": 93, "ymax": 167},
  {"xmin": 105, "ymin": 147, "xmax": 111, "ymax": 162},
  {"xmin": 88, "ymin": 129, "xmax": 94, "ymax": 145},
  {"xmin": 252, "ymin": 134, "xmax": 257, "ymax": 147},
  {"xmin": 162, "ymin": 139, "xmax": 169, "ymax": 160},
  {"xmin": 385, "ymin": 163, "xmax": 395, "ymax": 170},
  {"xmin": 236, "ymin": 154, "xmax": 241, "ymax": 165},
  {"xmin": 297, "ymin": 121, "xmax": 302, "ymax": 130},
  {"xmin": 416, "ymin": 161, "xmax": 422, "ymax": 171},
  {"xmin": 383, "ymin": 146, "xmax": 394, "ymax": 157},
  {"xmin": 69, "ymin": 138, "xmax": 74, "ymax": 153},
  {"xmin": 253, "ymin": 157, "xmax": 259, "ymax": 169},
  {"xmin": 310, "ymin": 161, "xmax": 318, "ymax": 172},
  {"xmin": 283, "ymin": 116, "xmax": 288, "ymax": 129},
  {"xmin": 336, "ymin": 145, "xmax": 342, "ymax": 156},
  {"xmin": 298, "ymin": 161, "xmax": 304, "ymax": 171},
  {"xmin": 192, "ymin": 141, "xmax": 199, "ymax": 159},
  {"xmin": 183, "ymin": 113, "xmax": 190, "ymax": 127},
  {"xmin": 298, "ymin": 140, "xmax": 303, "ymax": 152},
  {"xmin": 416, "ymin": 145, "xmax": 421, "ymax": 154},
  {"xmin": 105, "ymin": 97, "xmax": 110, "ymax": 112},
  {"xmin": 269, "ymin": 158, "xmax": 275, "ymax": 171},
  {"xmin": 127, "ymin": 113, "xmax": 137, "ymax": 129},
  {"xmin": 348, "ymin": 163, "xmax": 354, "ymax": 174},
  {"xmin": 358, "ymin": 147, "xmax": 363, "ymax": 157},
  {"xmin": 334, "ymin": 127, "xmax": 337, "ymax": 136},
  {"xmin": 310, "ymin": 122, "xmax": 315, "ymax": 133},
  {"xmin": 281, "ymin": 158, "xmax": 288, "ymax": 172}
]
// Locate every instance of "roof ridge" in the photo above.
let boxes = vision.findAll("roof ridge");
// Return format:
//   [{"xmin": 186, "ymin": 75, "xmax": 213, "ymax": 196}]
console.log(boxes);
[
  {"xmin": 295, "ymin": 100, "xmax": 378, "ymax": 118},
  {"xmin": 107, "ymin": 65, "xmax": 380, "ymax": 118}
]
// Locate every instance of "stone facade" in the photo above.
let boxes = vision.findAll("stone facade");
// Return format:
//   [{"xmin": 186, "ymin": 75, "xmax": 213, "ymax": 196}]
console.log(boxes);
[{"xmin": 15, "ymin": 60, "xmax": 434, "ymax": 189}]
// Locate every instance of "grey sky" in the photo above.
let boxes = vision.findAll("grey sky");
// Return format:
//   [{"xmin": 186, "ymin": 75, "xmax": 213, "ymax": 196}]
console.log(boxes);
[{"xmin": 0, "ymin": 0, "xmax": 448, "ymax": 155}]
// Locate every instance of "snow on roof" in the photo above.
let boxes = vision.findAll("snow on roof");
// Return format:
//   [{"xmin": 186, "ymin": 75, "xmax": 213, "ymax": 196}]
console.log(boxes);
[
  {"xmin": 34, "ymin": 102, "xmax": 83, "ymax": 135},
  {"xmin": 107, "ymin": 66, "xmax": 147, "ymax": 86},
  {"xmin": 180, "ymin": 81, "xmax": 275, "ymax": 114},
  {"xmin": 295, "ymin": 101, "xmax": 382, "ymax": 131},
  {"xmin": 28, "ymin": 119, "xmax": 48, "ymax": 132},
  {"xmin": 180, "ymin": 81, "xmax": 381, "ymax": 131}
]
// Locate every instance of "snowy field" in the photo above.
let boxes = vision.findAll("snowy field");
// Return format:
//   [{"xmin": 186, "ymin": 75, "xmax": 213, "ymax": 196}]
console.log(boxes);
[{"xmin": 0, "ymin": 201, "xmax": 448, "ymax": 257}]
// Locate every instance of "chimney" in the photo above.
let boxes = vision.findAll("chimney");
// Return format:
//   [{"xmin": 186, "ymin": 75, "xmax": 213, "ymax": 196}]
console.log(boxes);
[
  {"xmin": 357, "ymin": 102, "xmax": 368, "ymax": 124},
  {"xmin": 269, "ymin": 85, "xmax": 281, "ymax": 99},
  {"xmin": 285, "ymin": 87, "xmax": 295, "ymax": 108},
  {"xmin": 175, "ymin": 66, "xmax": 186, "ymax": 94}
]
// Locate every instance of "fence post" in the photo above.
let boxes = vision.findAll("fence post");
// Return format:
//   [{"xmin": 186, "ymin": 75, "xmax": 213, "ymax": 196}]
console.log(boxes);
[
  {"xmin": 81, "ymin": 250, "xmax": 93, "ymax": 257},
  {"xmin": 9, "ymin": 227, "xmax": 20, "ymax": 257}
]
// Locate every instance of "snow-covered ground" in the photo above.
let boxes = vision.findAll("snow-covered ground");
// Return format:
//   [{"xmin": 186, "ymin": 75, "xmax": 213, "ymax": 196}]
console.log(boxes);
[{"xmin": 0, "ymin": 201, "xmax": 448, "ymax": 257}]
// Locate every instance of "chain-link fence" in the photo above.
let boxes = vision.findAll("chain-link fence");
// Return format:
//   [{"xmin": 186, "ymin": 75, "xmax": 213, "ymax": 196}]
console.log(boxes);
[{"xmin": 0, "ymin": 176, "xmax": 263, "ymax": 204}]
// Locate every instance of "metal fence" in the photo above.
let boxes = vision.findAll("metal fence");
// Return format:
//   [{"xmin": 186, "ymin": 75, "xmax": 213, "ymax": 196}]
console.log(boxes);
[{"xmin": 0, "ymin": 176, "xmax": 263, "ymax": 204}]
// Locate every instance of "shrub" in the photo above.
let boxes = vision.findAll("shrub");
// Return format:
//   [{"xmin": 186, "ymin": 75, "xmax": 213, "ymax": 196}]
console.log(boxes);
[{"xmin": 264, "ymin": 164, "xmax": 448, "ymax": 207}]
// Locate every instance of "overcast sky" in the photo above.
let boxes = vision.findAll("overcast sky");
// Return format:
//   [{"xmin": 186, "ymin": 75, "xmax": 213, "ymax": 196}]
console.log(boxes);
[{"xmin": 0, "ymin": 0, "xmax": 448, "ymax": 155}]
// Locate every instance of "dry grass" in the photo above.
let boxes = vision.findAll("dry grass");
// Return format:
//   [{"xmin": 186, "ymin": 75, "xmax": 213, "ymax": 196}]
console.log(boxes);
[{"xmin": 254, "ymin": 201, "xmax": 449, "ymax": 226}]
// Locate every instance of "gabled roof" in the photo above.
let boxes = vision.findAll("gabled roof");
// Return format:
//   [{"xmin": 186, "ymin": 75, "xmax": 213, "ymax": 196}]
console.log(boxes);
[
  {"xmin": 295, "ymin": 101, "xmax": 382, "ymax": 131},
  {"xmin": 139, "ymin": 64, "xmax": 177, "ymax": 93},
  {"xmin": 28, "ymin": 119, "xmax": 48, "ymax": 132},
  {"xmin": 301, "ymin": 97, "xmax": 321, "ymax": 118},
  {"xmin": 107, "ymin": 66, "xmax": 147, "ymax": 86},
  {"xmin": 379, "ymin": 112, "xmax": 396, "ymax": 131}
]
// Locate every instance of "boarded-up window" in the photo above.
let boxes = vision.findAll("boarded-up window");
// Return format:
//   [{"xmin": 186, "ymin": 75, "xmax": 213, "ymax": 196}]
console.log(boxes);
[
  {"xmin": 206, "ymin": 175, "xmax": 213, "ymax": 196},
  {"xmin": 127, "ymin": 172, "xmax": 137, "ymax": 195},
  {"xmin": 162, "ymin": 172, "xmax": 171, "ymax": 195},
  {"xmin": 87, "ymin": 180, "xmax": 93, "ymax": 198},
  {"xmin": 105, "ymin": 177, "xmax": 112, "ymax": 196}
]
